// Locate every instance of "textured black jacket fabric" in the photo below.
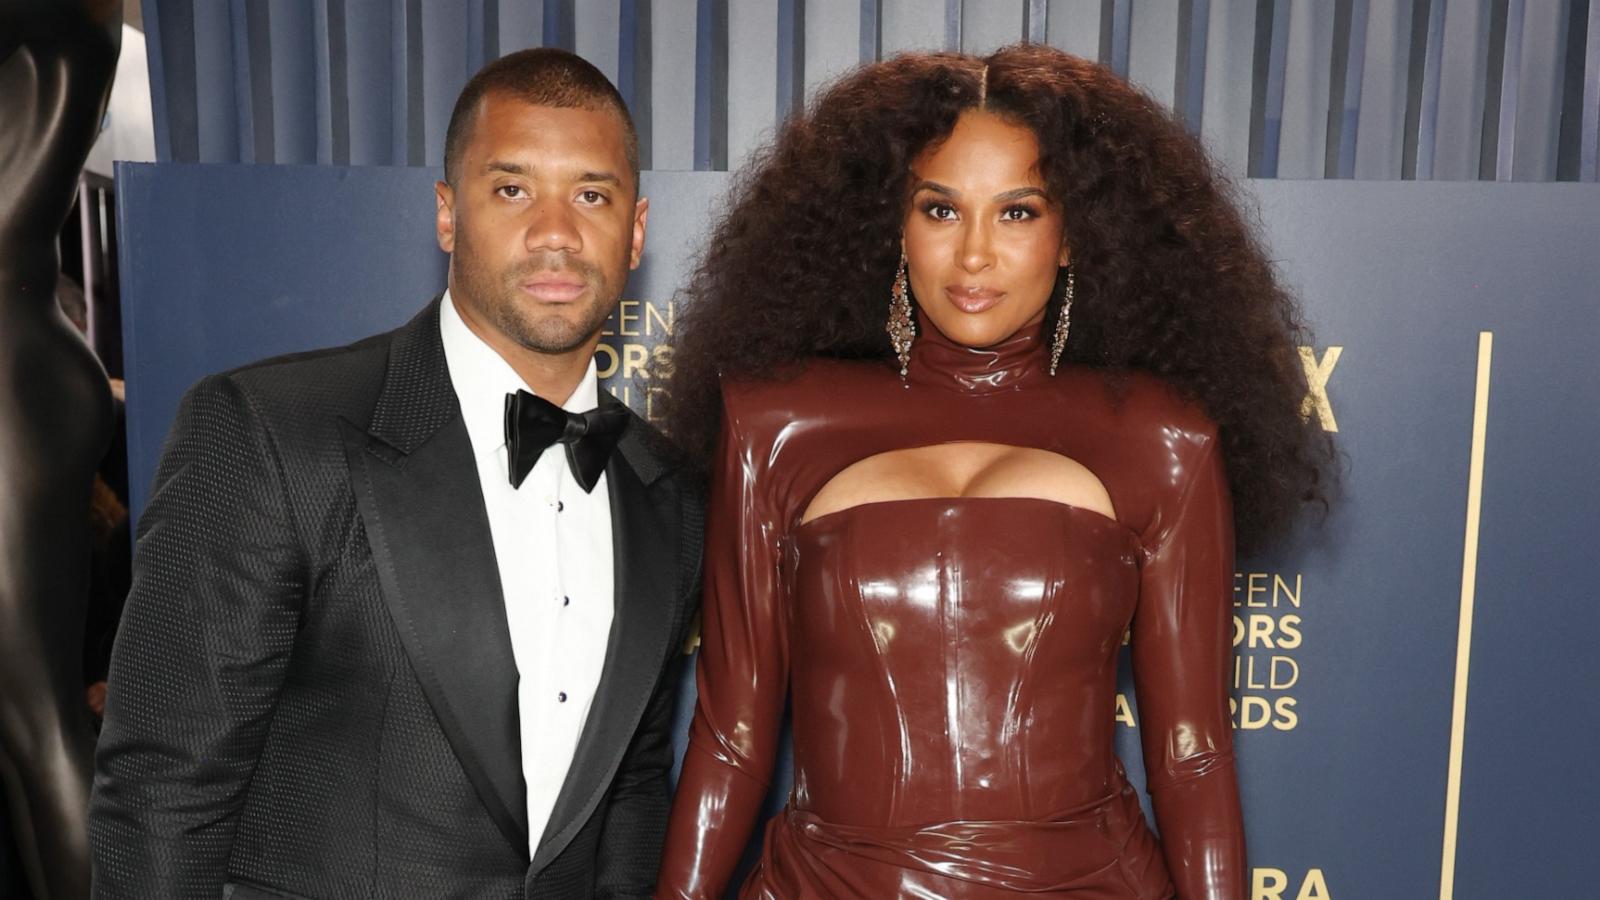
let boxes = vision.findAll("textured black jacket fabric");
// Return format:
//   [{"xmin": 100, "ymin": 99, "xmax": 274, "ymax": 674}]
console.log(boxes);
[{"xmin": 89, "ymin": 300, "xmax": 703, "ymax": 899}]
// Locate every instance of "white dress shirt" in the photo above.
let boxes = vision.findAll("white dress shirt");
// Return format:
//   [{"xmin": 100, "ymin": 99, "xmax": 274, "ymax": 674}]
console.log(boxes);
[{"xmin": 438, "ymin": 291, "xmax": 615, "ymax": 850}]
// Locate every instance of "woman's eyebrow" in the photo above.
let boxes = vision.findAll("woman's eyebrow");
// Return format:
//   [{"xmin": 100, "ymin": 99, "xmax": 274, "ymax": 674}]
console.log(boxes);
[
  {"xmin": 911, "ymin": 180, "xmax": 957, "ymax": 197},
  {"xmin": 911, "ymin": 181, "xmax": 1047, "ymax": 203},
  {"xmin": 993, "ymin": 186, "xmax": 1048, "ymax": 202}
]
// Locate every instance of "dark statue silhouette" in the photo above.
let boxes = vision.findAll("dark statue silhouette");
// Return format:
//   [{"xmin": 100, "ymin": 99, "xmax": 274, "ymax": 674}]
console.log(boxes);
[{"xmin": 0, "ymin": 1, "xmax": 123, "ymax": 897}]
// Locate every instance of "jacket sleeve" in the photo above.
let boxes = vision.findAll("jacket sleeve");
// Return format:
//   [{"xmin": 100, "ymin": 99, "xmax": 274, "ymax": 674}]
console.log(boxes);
[
  {"xmin": 1130, "ymin": 435, "xmax": 1247, "ymax": 900},
  {"xmin": 655, "ymin": 390, "xmax": 789, "ymax": 899},
  {"xmin": 89, "ymin": 375, "xmax": 305, "ymax": 898},
  {"xmin": 592, "ymin": 651, "xmax": 681, "ymax": 898},
  {"xmin": 594, "ymin": 480, "xmax": 705, "ymax": 898}
]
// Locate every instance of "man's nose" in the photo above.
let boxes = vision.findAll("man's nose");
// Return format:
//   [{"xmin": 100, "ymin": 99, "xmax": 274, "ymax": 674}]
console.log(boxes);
[{"xmin": 526, "ymin": 199, "xmax": 582, "ymax": 254}]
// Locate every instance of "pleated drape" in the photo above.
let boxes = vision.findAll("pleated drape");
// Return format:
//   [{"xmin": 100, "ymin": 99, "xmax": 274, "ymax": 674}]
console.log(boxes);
[{"xmin": 142, "ymin": 0, "xmax": 1600, "ymax": 179}]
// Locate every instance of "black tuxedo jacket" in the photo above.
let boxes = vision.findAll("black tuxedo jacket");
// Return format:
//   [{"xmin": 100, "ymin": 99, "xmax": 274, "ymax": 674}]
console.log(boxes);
[{"xmin": 89, "ymin": 300, "xmax": 703, "ymax": 899}]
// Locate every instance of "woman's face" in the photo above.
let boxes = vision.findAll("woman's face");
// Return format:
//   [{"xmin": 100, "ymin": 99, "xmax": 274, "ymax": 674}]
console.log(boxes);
[{"xmin": 902, "ymin": 109, "xmax": 1069, "ymax": 349}]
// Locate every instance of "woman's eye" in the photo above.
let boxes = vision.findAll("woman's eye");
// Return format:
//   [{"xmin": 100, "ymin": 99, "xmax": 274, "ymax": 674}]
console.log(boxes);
[
  {"xmin": 924, "ymin": 203, "xmax": 957, "ymax": 221},
  {"xmin": 1001, "ymin": 205, "xmax": 1037, "ymax": 221}
]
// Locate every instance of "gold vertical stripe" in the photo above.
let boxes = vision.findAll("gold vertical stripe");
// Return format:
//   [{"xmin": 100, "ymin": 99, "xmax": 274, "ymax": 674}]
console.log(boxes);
[{"xmin": 1439, "ymin": 331, "xmax": 1493, "ymax": 900}]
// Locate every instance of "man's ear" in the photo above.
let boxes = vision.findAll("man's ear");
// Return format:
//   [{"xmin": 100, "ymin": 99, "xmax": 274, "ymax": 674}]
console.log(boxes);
[
  {"xmin": 435, "ymin": 181, "xmax": 455, "ymax": 253},
  {"xmin": 629, "ymin": 196, "xmax": 650, "ymax": 270}
]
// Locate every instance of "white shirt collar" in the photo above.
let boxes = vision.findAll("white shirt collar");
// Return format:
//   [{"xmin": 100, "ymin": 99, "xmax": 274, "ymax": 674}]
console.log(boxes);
[{"xmin": 439, "ymin": 289, "xmax": 601, "ymax": 456}]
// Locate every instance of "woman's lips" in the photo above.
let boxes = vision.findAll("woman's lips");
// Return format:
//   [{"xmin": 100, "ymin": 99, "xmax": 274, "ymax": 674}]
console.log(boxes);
[
  {"xmin": 520, "ymin": 278, "xmax": 587, "ymax": 302},
  {"xmin": 944, "ymin": 286, "xmax": 1005, "ymax": 314}
]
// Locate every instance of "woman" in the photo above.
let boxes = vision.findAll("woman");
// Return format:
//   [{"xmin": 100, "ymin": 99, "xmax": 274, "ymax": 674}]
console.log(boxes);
[{"xmin": 656, "ymin": 45, "xmax": 1334, "ymax": 899}]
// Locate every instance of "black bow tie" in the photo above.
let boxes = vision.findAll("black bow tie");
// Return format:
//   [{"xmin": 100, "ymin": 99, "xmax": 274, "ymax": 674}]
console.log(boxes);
[{"xmin": 504, "ymin": 390, "xmax": 629, "ymax": 493}]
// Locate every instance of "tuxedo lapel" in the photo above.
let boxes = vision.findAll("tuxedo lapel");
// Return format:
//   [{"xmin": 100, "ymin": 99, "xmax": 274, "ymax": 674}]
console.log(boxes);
[
  {"xmin": 531, "ymin": 399, "xmax": 681, "ymax": 871},
  {"xmin": 341, "ymin": 300, "xmax": 530, "ymax": 857}
]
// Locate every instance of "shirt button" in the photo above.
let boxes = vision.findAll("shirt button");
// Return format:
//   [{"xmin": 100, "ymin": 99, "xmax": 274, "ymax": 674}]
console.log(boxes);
[
  {"xmin": 557, "ymin": 691, "xmax": 568, "ymax": 703},
  {"xmin": 556, "ymin": 500, "xmax": 565, "ymax": 512},
  {"xmin": 562, "ymin": 595, "xmax": 571, "ymax": 607}
]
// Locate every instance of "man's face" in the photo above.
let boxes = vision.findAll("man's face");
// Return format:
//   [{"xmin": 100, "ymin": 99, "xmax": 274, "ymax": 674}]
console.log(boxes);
[{"xmin": 436, "ymin": 94, "xmax": 647, "ymax": 358}]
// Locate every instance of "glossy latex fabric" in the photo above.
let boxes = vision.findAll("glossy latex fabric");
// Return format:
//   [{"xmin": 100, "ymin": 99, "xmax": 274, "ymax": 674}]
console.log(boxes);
[{"xmin": 657, "ymin": 314, "xmax": 1246, "ymax": 899}]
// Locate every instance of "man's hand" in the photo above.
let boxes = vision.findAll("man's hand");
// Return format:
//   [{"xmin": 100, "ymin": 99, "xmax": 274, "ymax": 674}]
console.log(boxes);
[{"xmin": 86, "ymin": 681, "xmax": 107, "ymax": 718}]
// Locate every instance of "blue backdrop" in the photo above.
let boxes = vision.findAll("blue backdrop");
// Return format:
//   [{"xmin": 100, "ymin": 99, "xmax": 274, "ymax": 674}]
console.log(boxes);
[{"xmin": 118, "ymin": 162, "xmax": 1599, "ymax": 899}]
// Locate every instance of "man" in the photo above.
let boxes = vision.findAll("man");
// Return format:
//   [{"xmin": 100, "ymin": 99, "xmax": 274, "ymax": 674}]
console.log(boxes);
[{"xmin": 90, "ymin": 49, "xmax": 701, "ymax": 898}]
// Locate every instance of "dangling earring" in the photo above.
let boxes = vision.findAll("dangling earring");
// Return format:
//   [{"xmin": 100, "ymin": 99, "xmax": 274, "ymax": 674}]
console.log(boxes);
[
  {"xmin": 1048, "ymin": 266, "xmax": 1074, "ymax": 376},
  {"xmin": 887, "ymin": 251, "xmax": 916, "ymax": 384}
]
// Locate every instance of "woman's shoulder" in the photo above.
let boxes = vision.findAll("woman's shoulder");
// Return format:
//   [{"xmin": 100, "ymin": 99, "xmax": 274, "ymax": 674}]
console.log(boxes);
[
  {"xmin": 1049, "ymin": 369, "xmax": 1225, "ymax": 533},
  {"xmin": 719, "ymin": 358, "xmax": 897, "ymax": 417},
  {"xmin": 1121, "ymin": 370, "xmax": 1218, "ymax": 437},
  {"xmin": 1056, "ymin": 366, "xmax": 1221, "ymax": 453}
]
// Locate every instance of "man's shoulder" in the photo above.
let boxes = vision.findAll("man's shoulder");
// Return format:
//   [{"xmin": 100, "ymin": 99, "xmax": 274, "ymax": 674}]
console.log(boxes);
[
  {"xmin": 219, "ymin": 320, "xmax": 390, "ymax": 384},
  {"xmin": 222, "ymin": 329, "xmax": 388, "ymax": 388},
  {"xmin": 202, "ymin": 305, "xmax": 435, "ymax": 422}
]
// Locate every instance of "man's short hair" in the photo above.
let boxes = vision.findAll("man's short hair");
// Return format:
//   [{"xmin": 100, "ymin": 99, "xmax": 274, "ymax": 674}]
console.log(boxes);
[{"xmin": 444, "ymin": 48, "xmax": 640, "ymax": 189}]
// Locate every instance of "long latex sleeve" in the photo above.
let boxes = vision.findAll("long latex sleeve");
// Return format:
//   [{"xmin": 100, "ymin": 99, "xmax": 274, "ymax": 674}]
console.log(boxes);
[
  {"xmin": 656, "ymin": 392, "xmax": 787, "ymax": 898},
  {"xmin": 1130, "ymin": 437, "xmax": 1247, "ymax": 900}
]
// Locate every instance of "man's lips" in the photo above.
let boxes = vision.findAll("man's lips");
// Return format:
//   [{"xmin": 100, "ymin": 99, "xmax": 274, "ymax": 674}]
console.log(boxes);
[
  {"xmin": 519, "ymin": 277, "xmax": 588, "ymax": 302},
  {"xmin": 944, "ymin": 286, "xmax": 1005, "ymax": 314}
]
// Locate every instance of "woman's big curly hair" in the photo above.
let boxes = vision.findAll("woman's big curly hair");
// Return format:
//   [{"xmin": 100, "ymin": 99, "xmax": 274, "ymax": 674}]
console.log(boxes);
[{"xmin": 663, "ymin": 44, "xmax": 1335, "ymax": 551}]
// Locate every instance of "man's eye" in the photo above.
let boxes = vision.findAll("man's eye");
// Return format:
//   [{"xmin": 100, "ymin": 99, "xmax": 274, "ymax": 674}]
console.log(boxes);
[
  {"xmin": 579, "ymin": 190, "xmax": 608, "ymax": 205},
  {"xmin": 497, "ymin": 185, "xmax": 524, "ymax": 199}
]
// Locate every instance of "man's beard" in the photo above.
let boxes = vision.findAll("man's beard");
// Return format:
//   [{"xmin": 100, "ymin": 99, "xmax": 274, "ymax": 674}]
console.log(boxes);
[{"xmin": 454, "ymin": 243, "xmax": 616, "ymax": 355}]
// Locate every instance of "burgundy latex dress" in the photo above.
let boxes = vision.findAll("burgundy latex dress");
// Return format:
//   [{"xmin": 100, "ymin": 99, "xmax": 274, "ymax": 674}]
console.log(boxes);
[{"xmin": 658, "ymin": 315, "xmax": 1246, "ymax": 899}]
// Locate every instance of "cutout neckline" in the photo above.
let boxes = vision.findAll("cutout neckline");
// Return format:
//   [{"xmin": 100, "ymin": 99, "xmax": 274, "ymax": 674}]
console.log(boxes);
[
  {"xmin": 795, "ymin": 495, "xmax": 1134, "ymax": 540},
  {"xmin": 800, "ymin": 440, "xmax": 1119, "ymax": 531}
]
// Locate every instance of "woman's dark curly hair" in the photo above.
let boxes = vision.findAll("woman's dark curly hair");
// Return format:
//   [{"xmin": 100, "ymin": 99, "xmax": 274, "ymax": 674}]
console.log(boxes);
[{"xmin": 663, "ymin": 44, "xmax": 1335, "ymax": 551}]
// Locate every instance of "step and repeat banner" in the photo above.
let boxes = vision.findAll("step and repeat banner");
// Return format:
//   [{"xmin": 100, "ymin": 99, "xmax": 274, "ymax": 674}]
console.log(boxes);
[{"xmin": 117, "ymin": 163, "xmax": 1598, "ymax": 899}]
